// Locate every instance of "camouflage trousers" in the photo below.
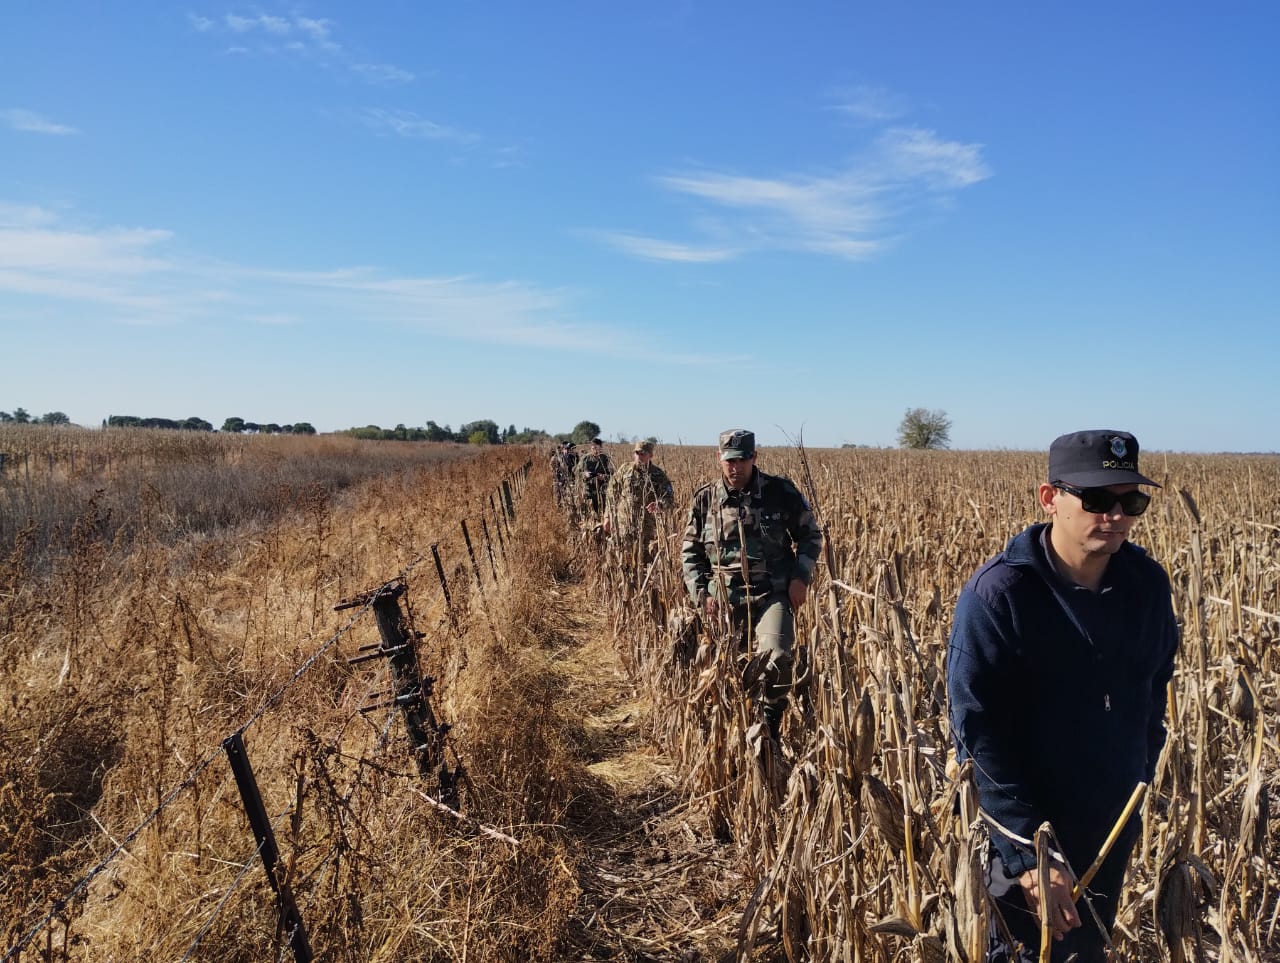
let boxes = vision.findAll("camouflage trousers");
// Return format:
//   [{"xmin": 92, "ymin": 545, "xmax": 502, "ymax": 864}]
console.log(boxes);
[{"xmin": 715, "ymin": 590, "xmax": 794, "ymax": 727}]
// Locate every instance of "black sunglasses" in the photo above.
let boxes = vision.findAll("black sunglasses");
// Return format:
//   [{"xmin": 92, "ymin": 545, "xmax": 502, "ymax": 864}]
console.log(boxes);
[{"xmin": 1054, "ymin": 482, "xmax": 1151, "ymax": 517}]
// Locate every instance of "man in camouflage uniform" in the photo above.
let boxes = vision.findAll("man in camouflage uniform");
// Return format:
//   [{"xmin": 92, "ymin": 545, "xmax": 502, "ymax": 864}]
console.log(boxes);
[
  {"xmin": 576, "ymin": 437, "xmax": 613, "ymax": 520},
  {"xmin": 681, "ymin": 429, "xmax": 823, "ymax": 741},
  {"xmin": 603, "ymin": 440, "xmax": 675, "ymax": 568},
  {"xmin": 551, "ymin": 442, "xmax": 578, "ymax": 506}
]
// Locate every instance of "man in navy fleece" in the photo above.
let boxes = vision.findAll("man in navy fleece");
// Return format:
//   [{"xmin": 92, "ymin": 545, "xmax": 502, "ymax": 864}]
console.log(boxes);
[{"xmin": 947, "ymin": 429, "xmax": 1179, "ymax": 963}]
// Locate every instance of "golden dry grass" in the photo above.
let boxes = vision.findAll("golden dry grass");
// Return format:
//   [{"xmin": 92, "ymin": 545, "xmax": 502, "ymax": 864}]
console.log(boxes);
[{"xmin": 1, "ymin": 437, "xmax": 606, "ymax": 961}]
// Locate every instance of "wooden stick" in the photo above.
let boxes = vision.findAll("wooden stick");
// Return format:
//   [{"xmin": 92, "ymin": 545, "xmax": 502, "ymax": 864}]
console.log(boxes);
[
  {"xmin": 1035, "ymin": 823, "xmax": 1054, "ymax": 963},
  {"xmin": 1071, "ymin": 781, "xmax": 1148, "ymax": 900},
  {"xmin": 408, "ymin": 787, "xmax": 520, "ymax": 847}
]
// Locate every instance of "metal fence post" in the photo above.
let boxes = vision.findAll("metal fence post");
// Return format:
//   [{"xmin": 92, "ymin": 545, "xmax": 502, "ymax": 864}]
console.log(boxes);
[{"xmin": 222, "ymin": 733, "xmax": 314, "ymax": 963}]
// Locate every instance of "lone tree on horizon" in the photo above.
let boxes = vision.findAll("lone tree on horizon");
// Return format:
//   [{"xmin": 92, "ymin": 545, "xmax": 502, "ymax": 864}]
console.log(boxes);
[{"xmin": 897, "ymin": 407, "xmax": 952, "ymax": 450}]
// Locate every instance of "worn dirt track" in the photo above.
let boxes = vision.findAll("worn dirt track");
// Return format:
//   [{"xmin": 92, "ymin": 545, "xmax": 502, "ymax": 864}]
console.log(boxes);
[{"xmin": 541, "ymin": 567, "xmax": 752, "ymax": 962}]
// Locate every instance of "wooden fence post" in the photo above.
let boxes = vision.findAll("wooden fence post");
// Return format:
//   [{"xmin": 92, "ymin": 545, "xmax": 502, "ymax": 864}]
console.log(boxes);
[
  {"xmin": 480, "ymin": 517, "xmax": 499, "ymax": 581},
  {"xmin": 460, "ymin": 520, "xmax": 485, "ymax": 594},
  {"xmin": 502, "ymin": 479, "xmax": 516, "ymax": 520},
  {"xmin": 488, "ymin": 494, "xmax": 508, "ymax": 558},
  {"xmin": 339, "ymin": 583, "xmax": 458, "ymax": 806},
  {"xmin": 432, "ymin": 542, "xmax": 453, "ymax": 609}
]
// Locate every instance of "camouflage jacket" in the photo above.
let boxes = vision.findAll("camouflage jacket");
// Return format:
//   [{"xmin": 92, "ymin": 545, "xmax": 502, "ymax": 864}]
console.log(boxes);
[
  {"xmin": 578, "ymin": 453, "xmax": 611, "ymax": 499},
  {"xmin": 607, "ymin": 463, "xmax": 674, "ymax": 533},
  {"xmin": 681, "ymin": 469, "xmax": 822, "ymax": 607},
  {"xmin": 577, "ymin": 453, "xmax": 612, "ymax": 484}
]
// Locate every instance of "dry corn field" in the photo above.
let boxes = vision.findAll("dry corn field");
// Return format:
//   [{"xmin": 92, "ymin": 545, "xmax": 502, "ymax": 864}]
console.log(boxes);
[
  {"xmin": 592, "ymin": 444, "xmax": 1279, "ymax": 963},
  {"xmin": 1, "ymin": 428, "xmax": 1276, "ymax": 962}
]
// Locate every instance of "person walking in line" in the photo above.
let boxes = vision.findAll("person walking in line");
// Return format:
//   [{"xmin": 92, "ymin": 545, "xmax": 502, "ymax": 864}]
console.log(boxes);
[
  {"xmin": 549, "ymin": 442, "xmax": 573, "ymax": 506},
  {"xmin": 680, "ymin": 429, "xmax": 822, "ymax": 742},
  {"xmin": 602, "ymin": 440, "xmax": 674, "ymax": 566},
  {"xmin": 576, "ymin": 437, "xmax": 613, "ymax": 521},
  {"xmin": 947, "ymin": 429, "xmax": 1179, "ymax": 962}
]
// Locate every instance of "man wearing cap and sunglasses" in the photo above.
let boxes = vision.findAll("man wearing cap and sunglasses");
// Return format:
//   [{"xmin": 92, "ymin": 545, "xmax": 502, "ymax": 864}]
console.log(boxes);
[
  {"xmin": 681, "ymin": 429, "xmax": 823, "ymax": 744},
  {"xmin": 947, "ymin": 430, "xmax": 1179, "ymax": 963}
]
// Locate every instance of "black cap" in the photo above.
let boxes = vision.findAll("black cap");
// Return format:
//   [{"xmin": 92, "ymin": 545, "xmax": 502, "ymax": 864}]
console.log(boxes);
[{"xmin": 1048, "ymin": 429, "xmax": 1160, "ymax": 488}]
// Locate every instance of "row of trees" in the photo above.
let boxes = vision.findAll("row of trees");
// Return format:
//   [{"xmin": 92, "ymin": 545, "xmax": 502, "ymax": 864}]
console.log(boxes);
[
  {"xmin": 219, "ymin": 418, "xmax": 317, "ymax": 435},
  {"xmin": 338, "ymin": 419, "xmax": 607, "ymax": 446},
  {"xmin": 0, "ymin": 409, "xmax": 70, "ymax": 425},
  {"xmin": 103, "ymin": 416, "xmax": 316, "ymax": 434},
  {"xmin": 5, "ymin": 404, "xmax": 953, "ymax": 449}
]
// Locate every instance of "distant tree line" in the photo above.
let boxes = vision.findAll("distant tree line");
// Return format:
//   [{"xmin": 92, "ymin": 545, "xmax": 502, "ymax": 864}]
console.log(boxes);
[
  {"xmin": 104, "ymin": 415, "xmax": 215, "ymax": 431},
  {"xmin": 1, "ymin": 408, "xmax": 70, "ymax": 425},
  {"xmin": 1, "ymin": 407, "xmax": 605, "ymax": 445},
  {"xmin": 96, "ymin": 416, "xmax": 316, "ymax": 434},
  {"xmin": 339, "ymin": 419, "xmax": 550, "ymax": 445},
  {"xmin": 219, "ymin": 417, "xmax": 316, "ymax": 435},
  {"xmin": 338, "ymin": 418, "xmax": 607, "ymax": 446}
]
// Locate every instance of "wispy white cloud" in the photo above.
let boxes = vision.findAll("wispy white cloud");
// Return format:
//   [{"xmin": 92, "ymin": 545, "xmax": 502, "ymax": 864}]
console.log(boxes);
[
  {"xmin": 0, "ymin": 225, "xmax": 173, "ymax": 274},
  {"xmin": 593, "ymin": 232, "xmax": 740, "ymax": 263},
  {"xmin": 359, "ymin": 108, "xmax": 478, "ymax": 144},
  {"xmin": 352, "ymin": 63, "xmax": 415, "ymax": 85},
  {"xmin": 2, "ymin": 108, "xmax": 79, "ymax": 135},
  {"xmin": 603, "ymin": 119, "xmax": 990, "ymax": 263},
  {"xmin": 828, "ymin": 85, "xmax": 910, "ymax": 123},
  {"xmin": 0, "ymin": 203, "xmax": 709, "ymax": 362},
  {"xmin": 0, "ymin": 202, "xmax": 60, "ymax": 228},
  {"xmin": 193, "ymin": 10, "xmax": 385, "ymax": 73}
]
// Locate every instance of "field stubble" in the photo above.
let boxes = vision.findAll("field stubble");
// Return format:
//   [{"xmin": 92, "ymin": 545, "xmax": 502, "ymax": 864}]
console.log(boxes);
[{"xmin": 595, "ymin": 444, "xmax": 1279, "ymax": 962}]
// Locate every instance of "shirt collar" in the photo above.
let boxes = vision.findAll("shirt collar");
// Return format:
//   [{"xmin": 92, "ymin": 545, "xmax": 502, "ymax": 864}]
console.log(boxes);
[{"xmin": 1039, "ymin": 525, "xmax": 1114, "ymax": 594}]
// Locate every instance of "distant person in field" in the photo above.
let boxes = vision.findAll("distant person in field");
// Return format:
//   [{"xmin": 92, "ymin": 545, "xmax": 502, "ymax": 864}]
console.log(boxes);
[
  {"xmin": 946, "ymin": 429, "xmax": 1178, "ymax": 963},
  {"xmin": 602, "ymin": 440, "xmax": 675, "ymax": 568},
  {"xmin": 551, "ymin": 442, "xmax": 577, "ymax": 506},
  {"xmin": 576, "ymin": 437, "xmax": 613, "ymax": 521},
  {"xmin": 680, "ymin": 429, "xmax": 822, "ymax": 744}
]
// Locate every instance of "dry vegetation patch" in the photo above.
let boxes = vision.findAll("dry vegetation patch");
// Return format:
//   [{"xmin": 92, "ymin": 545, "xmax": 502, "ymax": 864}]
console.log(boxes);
[{"xmin": 4, "ymin": 437, "xmax": 1276, "ymax": 962}]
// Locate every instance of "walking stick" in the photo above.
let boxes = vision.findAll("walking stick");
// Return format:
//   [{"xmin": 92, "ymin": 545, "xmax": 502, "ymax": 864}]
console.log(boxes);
[{"xmin": 1071, "ymin": 781, "xmax": 1148, "ymax": 901}]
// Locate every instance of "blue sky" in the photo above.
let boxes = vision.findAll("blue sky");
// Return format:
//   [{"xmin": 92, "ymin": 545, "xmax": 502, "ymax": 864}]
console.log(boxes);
[{"xmin": 2, "ymin": 3, "xmax": 1276, "ymax": 451}]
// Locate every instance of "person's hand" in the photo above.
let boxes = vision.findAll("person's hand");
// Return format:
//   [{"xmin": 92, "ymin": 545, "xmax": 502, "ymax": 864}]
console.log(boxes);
[
  {"xmin": 601, "ymin": 518, "xmax": 612, "ymax": 535},
  {"xmin": 704, "ymin": 595, "xmax": 719, "ymax": 618},
  {"xmin": 645, "ymin": 502, "xmax": 659, "ymax": 514},
  {"xmin": 1019, "ymin": 864, "xmax": 1080, "ymax": 941},
  {"xmin": 788, "ymin": 578, "xmax": 808, "ymax": 611}
]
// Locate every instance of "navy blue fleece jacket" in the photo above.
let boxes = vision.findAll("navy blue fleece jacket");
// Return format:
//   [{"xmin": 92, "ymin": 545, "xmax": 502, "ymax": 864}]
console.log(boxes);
[{"xmin": 946, "ymin": 523, "xmax": 1178, "ymax": 879}]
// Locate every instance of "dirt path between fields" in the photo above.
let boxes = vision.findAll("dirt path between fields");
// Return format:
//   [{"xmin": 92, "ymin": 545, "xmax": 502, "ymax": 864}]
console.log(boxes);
[{"xmin": 546, "ymin": 577, "xmax": 749, "ymax": 962}]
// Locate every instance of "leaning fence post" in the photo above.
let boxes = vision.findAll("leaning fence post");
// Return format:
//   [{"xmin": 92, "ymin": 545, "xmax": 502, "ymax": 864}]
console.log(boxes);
[
  {"xmin": 487, "ymin": 494, "xmax": 507, "ymax": 560},
  {"xmin": 222, "ymin": 733, "xmax": 314, "ymax": 963},
  {"xmin": 480, "ymin": 517, "xmax": 499, "ymax": 581},
  {"xmin": 432, "ymin": 542, "xmax": 453, "ymax": 617},
  {"xmin": 502, "ymin": 479, "xmax": 515, "ymax": 520},
  {"xmin": 339, "ymin": 583, "xmax": 457, "ymax": 806},
  {"xmin": 460, "ymin": 519, "xmax": 485, "ymax": 594}
]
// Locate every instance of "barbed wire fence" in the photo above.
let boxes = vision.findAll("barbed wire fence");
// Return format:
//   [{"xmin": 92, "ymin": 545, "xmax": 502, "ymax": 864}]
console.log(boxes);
[{"xmin": 3, "ymin": 460, "xmax": 533, "ymax": 963}]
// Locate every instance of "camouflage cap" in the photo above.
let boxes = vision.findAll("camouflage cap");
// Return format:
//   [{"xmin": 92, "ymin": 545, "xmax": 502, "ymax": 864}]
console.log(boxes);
[
  {"xmin": 633, "ymin": 440, "xmax": 655, "ymax": 454},
  {"xmin": 718, "ymin": 428, "xmax": 755, "ymax": 460}
]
